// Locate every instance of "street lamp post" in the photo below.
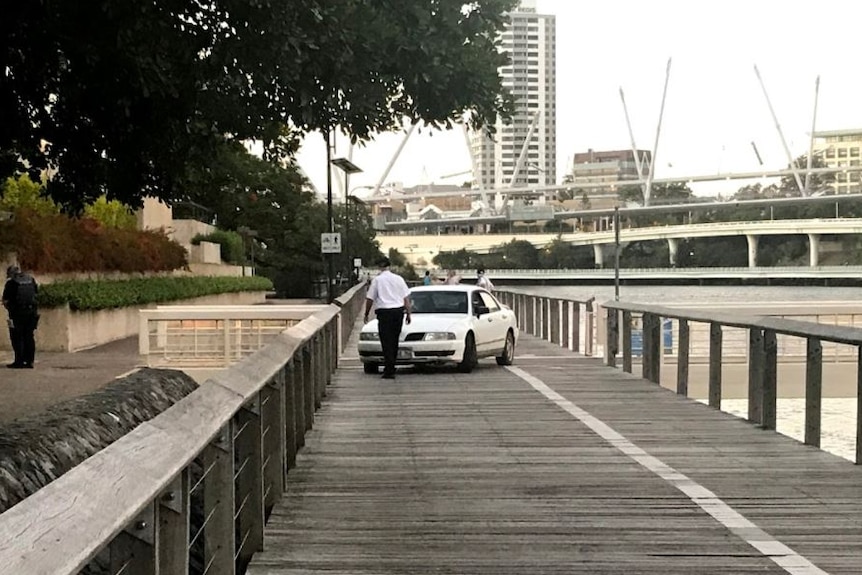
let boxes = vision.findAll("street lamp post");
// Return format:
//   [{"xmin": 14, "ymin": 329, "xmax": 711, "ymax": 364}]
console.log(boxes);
[
  {"xmin": 328, "ymin": 150, "xmax": 362, "ymax": 302},
  {"xmin": 237, "ymin": 226, "xmax": 257, "ymax": 276}
]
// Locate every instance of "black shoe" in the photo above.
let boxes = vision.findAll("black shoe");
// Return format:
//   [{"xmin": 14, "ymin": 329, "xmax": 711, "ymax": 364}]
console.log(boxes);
[
  {"xmin": 6, "ymin": 363, "xmax": 24, "ymax": 369},
  {"xmin": 381, "ymin": 373, "xmax": 395, "ymax": 380}
]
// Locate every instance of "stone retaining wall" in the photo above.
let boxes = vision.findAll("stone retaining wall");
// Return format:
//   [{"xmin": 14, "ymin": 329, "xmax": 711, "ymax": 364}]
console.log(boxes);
[{"xmin": 0, "ymin": 368, "xmax": 197, "ymax": 514}]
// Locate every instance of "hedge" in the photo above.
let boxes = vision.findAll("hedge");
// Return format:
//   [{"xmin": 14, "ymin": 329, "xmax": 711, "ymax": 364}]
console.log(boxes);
[
  {"xmin": 191, "ymin": 230, "xmax": 244, "ymax": 264},
  {"xmin": 38, "ymin": 276, "xmax": 273, "ymax": 311},
  {"xmin": 0, "ymin": 208, "xmax": 187, "ymax": 273}
]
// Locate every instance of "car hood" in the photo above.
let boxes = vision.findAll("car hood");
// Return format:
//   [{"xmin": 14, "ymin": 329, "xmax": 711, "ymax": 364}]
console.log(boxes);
[
  {"xmin": 405, "ymin": 314, "xmax": 468, "ymax": 333},
  {"xmin": 361, "ymin": 314, "xmax": 468, "ymax": 334}
]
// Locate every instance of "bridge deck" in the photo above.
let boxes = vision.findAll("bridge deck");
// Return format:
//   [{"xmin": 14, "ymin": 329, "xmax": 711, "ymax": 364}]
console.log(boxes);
[{"xmin": 248, "ymin": 332, "xmax": 862, "ymax": 574}]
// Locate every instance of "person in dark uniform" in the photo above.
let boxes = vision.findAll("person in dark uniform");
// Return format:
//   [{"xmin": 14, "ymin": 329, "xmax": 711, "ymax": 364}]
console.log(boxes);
[
  {"xmin": 2, "ymin": 265, "xmax": 39, "ymax": 369},
  {"xmin": 363, "ymin": 257, "xmax": 411, "ymax": 379}
]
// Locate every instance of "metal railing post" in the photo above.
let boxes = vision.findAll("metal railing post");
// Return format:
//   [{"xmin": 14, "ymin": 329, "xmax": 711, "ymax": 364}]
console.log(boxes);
[
  {"xmin": 804, "ymin": 337, "xmax": 822, "ymax": 448},
  {"xmin": 561, "ymin": 300, "xmax": 570, "ymax": 350},
  {"xmin": 676, "ymin": 319, "xmax": 689, "ymax": 395},
  {"xmin": 605, "ymin": 308, "xmax": 618, "ymax": 367},
  {"xmin": 622, "ymin": 311, "xmax": 633, "ymax": 373},
  {"xmin": 748, "ymin": 328, "xmax": 764, "ymax": 425},
  {"xmin": 284, "ymin": 360, "xmax": 298, "ymax": 467},
  {"xmin": 762, "ymin": 329, "xmax": 778, "ymax": 430},
  {"xmin": 234, "ymin": 397, "xmax": 264, "ymax": 571},
  {"xmin": 708, "ymin": 322, "xmax": 722, "ymax": 408},
  {"xmin": 202, "ymin": 425, "xmax": 236, "ymax": 575},
  {"xmin": 158, "ymin": 469, "xmax": 190, "ymax": 575}
]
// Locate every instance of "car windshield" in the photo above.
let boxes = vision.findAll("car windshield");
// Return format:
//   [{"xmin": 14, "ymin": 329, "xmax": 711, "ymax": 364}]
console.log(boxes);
[{"xmin": 409, "ymin": 291, "xmax": 468, "ymax": 314}]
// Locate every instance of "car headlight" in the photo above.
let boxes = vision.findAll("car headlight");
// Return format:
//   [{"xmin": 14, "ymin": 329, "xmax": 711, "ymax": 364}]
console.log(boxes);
[
  {"xmin": 360, "ymin": 332, "xmax": 380, "ymax": 341},
  {"xmin": 423, "ymin": 332, "xmax": 456, "ymax": 341}
]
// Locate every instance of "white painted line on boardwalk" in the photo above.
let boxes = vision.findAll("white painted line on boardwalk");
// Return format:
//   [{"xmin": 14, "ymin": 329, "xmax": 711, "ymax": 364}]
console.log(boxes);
[
  {"xmin": 114, "ymin": 367, "xmax": 141, "ymax": 379},
  {"xmin": 506, "ymin": 365, "xmax": 830, "ymax": 575}
]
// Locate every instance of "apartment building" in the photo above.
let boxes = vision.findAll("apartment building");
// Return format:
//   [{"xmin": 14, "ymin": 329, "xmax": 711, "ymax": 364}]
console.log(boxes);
[
  {"xmin": 813, "ymin": 129, "xmax": 862, "ymax": 194},
  {"xmin": 470, "ymin": 0, "xmax": 556, "ymax": 193}
]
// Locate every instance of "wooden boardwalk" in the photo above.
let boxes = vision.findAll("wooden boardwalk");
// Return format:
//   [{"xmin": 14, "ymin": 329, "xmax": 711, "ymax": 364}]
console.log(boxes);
[{"xmin": 248, "ymin": 332, "xmax": 862, "ymax": 575}]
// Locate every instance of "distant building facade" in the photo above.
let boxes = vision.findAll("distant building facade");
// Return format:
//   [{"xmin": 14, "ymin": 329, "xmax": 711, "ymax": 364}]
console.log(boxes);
[
  {"xmin": 469, "ymin": 0, "xmax": 556, "ymax": 191},
  {"xmin": 813, "ymin": 129, "xmax": 862, "ymax": 194},
  {"xmin": 568, "ymin": 149, "xmax": 652, "ymax": 189}
]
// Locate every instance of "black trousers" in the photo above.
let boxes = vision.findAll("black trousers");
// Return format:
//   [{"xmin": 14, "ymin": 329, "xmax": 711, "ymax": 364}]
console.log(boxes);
[
  {"xmin": 9, "ymin": 313, "xmax": 37, "ymax": 366},
  {"xmin": 376, "ymin": 307, "xmax": 405, "ymax": 375}
]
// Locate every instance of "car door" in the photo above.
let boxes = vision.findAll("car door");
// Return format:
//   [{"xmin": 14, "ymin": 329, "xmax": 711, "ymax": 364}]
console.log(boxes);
[
  {"xmin": 470, "ymin": 290, "xmax": 497, "ymax": 356},
  {"xmin": 478, "ymin": 291, "xmax": 508, "ymax": 353}
]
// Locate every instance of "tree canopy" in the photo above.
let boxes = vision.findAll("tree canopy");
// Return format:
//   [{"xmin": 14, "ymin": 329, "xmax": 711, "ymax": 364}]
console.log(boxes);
[{"xmin": 2, "ymin": 0, "xmax": 516, "ymax": 211}]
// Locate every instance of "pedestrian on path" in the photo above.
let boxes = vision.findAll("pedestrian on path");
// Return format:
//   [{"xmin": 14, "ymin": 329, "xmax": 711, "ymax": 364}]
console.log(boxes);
[
  {"xmin": 476, "ymin": 268, "xmax": 494, "ymax": 291},
  {"xmin": 3, "ymin": 265, "xmax": 39, "ymax": 369},
  {"xmin": 444, "ymin": 270, "xmax": 461, "ymax": 285},
  {"xmin": 364, "ymin": 257, "xmax": 411, "ymax": 379}
]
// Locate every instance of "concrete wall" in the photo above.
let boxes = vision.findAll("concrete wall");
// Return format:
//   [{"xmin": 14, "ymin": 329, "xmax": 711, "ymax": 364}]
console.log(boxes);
[
  {"xmin": 170, "ymin": 219, "xmax": 217, "ymax": 246},
  {"xmin": 135, "ymin": 197, "xmax": 173, "ymax": 231},
  {"xmin": 0, "ymin": 291, "xmax": 267, "ymax": 352},
  {"xmin": 189, "ymin": 241, "xmax": 221, "ymax": 264}
]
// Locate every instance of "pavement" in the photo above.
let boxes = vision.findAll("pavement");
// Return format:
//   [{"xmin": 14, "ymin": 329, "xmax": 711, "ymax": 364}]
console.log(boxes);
[{"xmin": 0, "ymin": 337, "xmax": 143, "ymax": 423}]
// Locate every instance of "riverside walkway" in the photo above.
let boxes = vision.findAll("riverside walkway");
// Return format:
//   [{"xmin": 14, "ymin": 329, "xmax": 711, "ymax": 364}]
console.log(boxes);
[{"xmin": 247, "ymin": 331, "xmax": 862, "ymax": 575}]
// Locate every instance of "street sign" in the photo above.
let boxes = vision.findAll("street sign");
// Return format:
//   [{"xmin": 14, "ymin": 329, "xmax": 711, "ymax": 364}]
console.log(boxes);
[
  {"xmin": 353, "ymin": 257, "xmax": 362, "ymax": 268},
  {"xmin": 320, "ymin": 232, "xmax": 342, "ymax": 254}
]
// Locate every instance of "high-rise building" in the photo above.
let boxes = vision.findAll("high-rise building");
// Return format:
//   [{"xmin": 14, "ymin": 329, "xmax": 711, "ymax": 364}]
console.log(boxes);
[
  {"xmin": 813, "ymin": 129, "xmax": 862, "ymax": 194},
  {"xmin": 470, "ymin": 0, "xmax": 556, "ymax": 194}
]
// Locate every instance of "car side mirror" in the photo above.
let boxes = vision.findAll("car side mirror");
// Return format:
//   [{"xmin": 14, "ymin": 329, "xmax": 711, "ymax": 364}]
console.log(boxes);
[{"xmin": 475, "ymin": 305, "xmax": 490, "ymax": 317}]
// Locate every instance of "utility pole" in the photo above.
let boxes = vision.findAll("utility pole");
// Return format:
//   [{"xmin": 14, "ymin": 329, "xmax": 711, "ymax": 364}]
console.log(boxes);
[{"xmin": 325, "ymin": 129, "xmax": 334, "ymax": 303}]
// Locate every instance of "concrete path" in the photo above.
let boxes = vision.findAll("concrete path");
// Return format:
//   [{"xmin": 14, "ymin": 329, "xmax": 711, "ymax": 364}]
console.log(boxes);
[{"xmin": 0, "ymin": 337, "xmax": 142, "ymax": 423}]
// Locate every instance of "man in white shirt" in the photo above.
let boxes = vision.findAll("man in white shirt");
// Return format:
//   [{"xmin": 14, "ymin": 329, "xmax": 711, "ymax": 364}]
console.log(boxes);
[
  {"xmin": 476, "ymin": 268, "xmax": 494, "ymax": 291},
  {"xmin": 364, "ymin": 257, "xmax": 412, "ymax": 379}
]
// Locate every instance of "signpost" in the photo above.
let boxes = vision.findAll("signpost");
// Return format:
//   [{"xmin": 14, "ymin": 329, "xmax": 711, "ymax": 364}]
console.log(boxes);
[{"xmin": 320, "ymin": 232, "xmax": 342, "ymax": 254}]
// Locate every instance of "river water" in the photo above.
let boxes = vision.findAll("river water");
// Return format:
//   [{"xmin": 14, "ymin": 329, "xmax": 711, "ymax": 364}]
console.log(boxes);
[{"xmin": 510, "ymin": 283, "xmax": 859, "ymax": 463}]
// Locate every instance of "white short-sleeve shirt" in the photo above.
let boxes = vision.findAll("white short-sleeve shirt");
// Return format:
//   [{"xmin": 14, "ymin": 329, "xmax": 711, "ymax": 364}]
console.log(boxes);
[{"xmin": 367, "ymin": 270, "xmax": 410, "ymax": 310}]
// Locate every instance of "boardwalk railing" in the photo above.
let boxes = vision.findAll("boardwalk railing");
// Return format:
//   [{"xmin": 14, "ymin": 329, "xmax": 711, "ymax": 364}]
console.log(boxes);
[
  {"xmin": 139, "ymin": 305, "xmax": 328, "ymax": 367},
  {"xmin": 494, "ymin": 290, "xmax": 599, "ymax": 356},
  {"xmin": 602, "ymin": 300, "xmax": 862, "ymax": 464},
  {"xmin": 0, "ymin": 283, "xmax": 366, "ymax": 575},
  {"xmin": 494, "ymin": 289, "xmax": 862, "ymax": 464}
]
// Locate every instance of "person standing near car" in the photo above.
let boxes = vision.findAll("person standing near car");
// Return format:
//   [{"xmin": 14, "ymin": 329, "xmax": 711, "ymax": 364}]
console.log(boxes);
[
  {"xmin": 2, "ymin": 265, "xmax": 39, "ymax": 369},
  {"xmin": 476, "ymin": 268, "xmax": 494, "ymax": 291},
  {"xmin": 364, "ymin": 257, "xmax": 411, "ymax": 379}
]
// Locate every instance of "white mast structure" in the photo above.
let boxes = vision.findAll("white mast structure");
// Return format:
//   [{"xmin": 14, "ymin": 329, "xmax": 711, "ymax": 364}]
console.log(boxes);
[
  {"xmin": 461, "ymin": 122, "xmax": 490, "ymax": 213},
  {"xmin": 804, "ymin": 76, "xmax": 821, "ymax": 194},
  {"xmin": 754, "ymin": 64, "xmax": 805, "ymax": 195},
  {"xmin": 644, "ymin": 58, "xmax": 672, "ymax": 207},
  {"xmin": 619, "ymin": 87, "xmax": 646, "ymax": 197},
  {"xmin": 371, "ymin": 121, "xmax": 418, "ymax": 196},
  {"xmin": 509, "ymin": 111, "xmax": 542, "ymax": 188}
]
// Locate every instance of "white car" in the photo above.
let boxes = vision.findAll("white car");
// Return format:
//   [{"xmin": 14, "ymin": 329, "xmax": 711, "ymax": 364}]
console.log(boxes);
[{"xmin": 358, "ymin": 285, "xmax": 518, "ymax": 374}]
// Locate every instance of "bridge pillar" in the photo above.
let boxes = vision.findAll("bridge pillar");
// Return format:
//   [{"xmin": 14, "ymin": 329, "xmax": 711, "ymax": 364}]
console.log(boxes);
[
  {"xmin": 746, "ymin": 234, "xmax": 759, "ymax": 268},
  {"xmin": 593, "ymin": 244, "xmax": 605, "ymax": 268},
  {"xmin": 808, "ymin": 233, "xmax": 820, "ymax": 267},
  {"xmin": 667, "ymin": 238, "xmax": 679, "ymax": 267}
]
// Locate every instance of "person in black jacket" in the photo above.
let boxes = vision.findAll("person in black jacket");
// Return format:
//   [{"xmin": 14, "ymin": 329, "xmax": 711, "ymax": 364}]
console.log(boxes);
[{"xmin": 2, "ymin": 265, "xmax": 39, "ymax": 369}]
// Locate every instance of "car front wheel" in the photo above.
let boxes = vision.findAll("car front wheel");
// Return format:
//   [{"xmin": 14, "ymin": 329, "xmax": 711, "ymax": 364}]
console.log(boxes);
[
  {"xmin": 458, "ymin": 333, "xmax": 477, "ymax": 373},
  {"xmin": 496, "ymin": 331, "xmax": 515, "ymax": 366}
]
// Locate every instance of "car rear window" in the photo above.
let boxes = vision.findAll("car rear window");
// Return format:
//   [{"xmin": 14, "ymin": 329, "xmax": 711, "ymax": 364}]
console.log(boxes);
[{"xmin": 410, "ymin": 291, "xmax": 468, "ymax": 314}]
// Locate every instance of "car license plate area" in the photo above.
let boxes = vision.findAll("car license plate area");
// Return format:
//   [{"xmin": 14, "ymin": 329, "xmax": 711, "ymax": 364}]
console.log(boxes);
[{"xmin": 397, "ymin": 348, "xmax": 412, "ymax": 360}]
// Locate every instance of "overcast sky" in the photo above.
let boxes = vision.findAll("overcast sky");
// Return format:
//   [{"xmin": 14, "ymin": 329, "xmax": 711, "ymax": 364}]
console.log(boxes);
[{"xmin": 295, "ymin": 0, "xmax": 862, "ymax": 199}]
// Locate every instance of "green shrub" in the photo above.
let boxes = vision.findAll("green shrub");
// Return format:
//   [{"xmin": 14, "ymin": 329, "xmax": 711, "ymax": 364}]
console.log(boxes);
[
  {"xmin": 83, "ymin": 196, "xmax": 137, "ymax": 229},
  {"xmin": 191, "ymin": 230, "xmax": 245, "ymax": 264},
  {"xmin": 38, "ymin": 276, "xmax": 273, "ymax": 311}
]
